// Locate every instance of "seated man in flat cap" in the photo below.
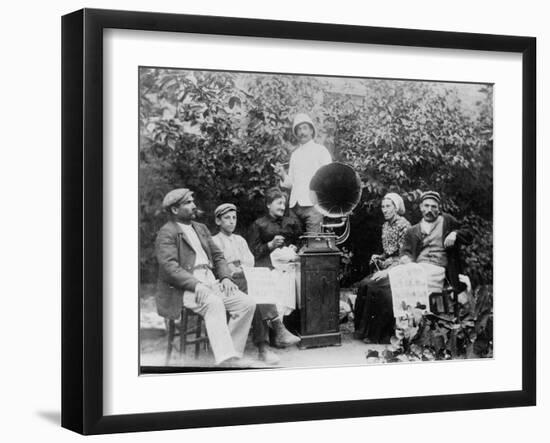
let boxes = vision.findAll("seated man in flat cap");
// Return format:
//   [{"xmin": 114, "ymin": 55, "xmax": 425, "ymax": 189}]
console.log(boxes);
[
  {"xmin": 398, "ymin": 191, "xmax": 473, "ymax": 296},
  {"xmin": 155, "ymin": 188, "xmax": 256, "ymax": 368},
  {"xmin": 212, "ymin": 203, "xmax": 300, "ymax": 366}
]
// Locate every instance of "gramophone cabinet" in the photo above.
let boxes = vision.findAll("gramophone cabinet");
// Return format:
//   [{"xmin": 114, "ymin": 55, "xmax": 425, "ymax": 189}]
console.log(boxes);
[{"xmin": 297, "ymin": 249, "xmax": 342, "ymax": 349}]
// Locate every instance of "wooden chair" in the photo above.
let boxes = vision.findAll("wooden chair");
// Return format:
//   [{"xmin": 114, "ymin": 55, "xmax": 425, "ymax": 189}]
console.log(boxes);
[
  {"xmin": 165, "ymin": 307, "xmax": 209, "ymax": 364},
  {"xmin": 428, "ymin": 280, "xmax": 467, "ymax": 315},
  {"xmin": 428, "ymin": 290, "xmax": 457, "ymax": 315}
]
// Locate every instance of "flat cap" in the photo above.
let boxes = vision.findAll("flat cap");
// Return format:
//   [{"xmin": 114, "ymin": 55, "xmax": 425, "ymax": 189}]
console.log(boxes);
[
  {"xmin": 420, "ymin": 190, "xmax": 441, "ymax": 204},
  {"xmin": 162, "ymin": 188, "xmax": 193, "ymax": 211},
  {"xmin": 214, "ymin": 203, "xmax": 237, "ymax": 218}
]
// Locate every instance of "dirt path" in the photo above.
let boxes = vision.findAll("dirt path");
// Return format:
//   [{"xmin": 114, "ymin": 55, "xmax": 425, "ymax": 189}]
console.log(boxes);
[{"xmin": 140, "ymin": 294, "xmax": 387, "ymax": 369}]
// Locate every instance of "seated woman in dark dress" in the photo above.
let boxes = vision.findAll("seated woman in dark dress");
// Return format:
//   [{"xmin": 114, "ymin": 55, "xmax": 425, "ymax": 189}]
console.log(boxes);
[{"xmin": 354, "ymin": 193, "xmax": 411, "ymax": 343}]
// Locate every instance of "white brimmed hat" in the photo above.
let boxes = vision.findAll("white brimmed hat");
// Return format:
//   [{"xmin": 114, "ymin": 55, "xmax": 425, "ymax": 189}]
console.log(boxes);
[{"xmin": 292, "ymin": 113, "xmax": 316, "ymax": 137}]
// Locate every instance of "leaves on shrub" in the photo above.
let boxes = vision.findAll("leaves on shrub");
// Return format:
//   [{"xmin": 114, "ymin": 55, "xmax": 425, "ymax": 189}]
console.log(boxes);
[
  {"xmin": 365, "ymin": 285, "xmax": 493, "ymax": 363},
  {"xmin": 139, "ymin": 69, "xmax": 493, "ymax": 288}
]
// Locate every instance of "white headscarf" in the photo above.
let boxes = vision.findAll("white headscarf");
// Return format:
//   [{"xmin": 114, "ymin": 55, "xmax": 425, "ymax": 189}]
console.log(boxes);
[{"xmin": 383, "ymin": 192, "xmax": 405, "ymax": 215}]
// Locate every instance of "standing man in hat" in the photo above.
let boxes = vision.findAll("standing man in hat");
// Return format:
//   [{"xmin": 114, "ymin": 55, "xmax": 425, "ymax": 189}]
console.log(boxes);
[
  {"xmin": 154, "ymin": 188, "xmax": 256, "ymax": 368},
  {"xmin": 273, "ymin": 113, "xmax": 332, "ymax": 233},
  {"xmin": 398, "ymin": 190, "xmax": 473, "ymax": 295}
]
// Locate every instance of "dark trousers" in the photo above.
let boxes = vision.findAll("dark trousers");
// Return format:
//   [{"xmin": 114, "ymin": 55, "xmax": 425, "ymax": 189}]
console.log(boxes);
[
  {"xmin": 291, "ymin": 204, "xmax": 324, "ymax": 233},
  {"xmin": 353, "ymin": 274, "xmax": 395, "ymax": 343},
  {"xmin": 233, "ymin": 274, "xmax": 279, "ymax": 346}
]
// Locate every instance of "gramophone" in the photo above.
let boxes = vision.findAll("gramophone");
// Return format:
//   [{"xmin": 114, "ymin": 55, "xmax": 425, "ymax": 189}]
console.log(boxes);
[{"xmin": 295, "ymin": 162, "xmax": 362, "ymax": 349}]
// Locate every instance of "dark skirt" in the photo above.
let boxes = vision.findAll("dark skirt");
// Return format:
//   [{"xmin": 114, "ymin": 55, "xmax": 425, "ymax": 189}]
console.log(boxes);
[
  {"xmin": 233, "ymin": 273, "xmax": 278, "ymax": 346},
  {"xmin": 353, "ymin": 274, "xmax": 395, "ymax": 343}
]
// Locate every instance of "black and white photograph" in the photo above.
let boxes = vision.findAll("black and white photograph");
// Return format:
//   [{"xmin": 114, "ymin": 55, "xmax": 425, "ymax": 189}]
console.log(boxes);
[
  {"xmin": 2, "ymin": 0, "xmax": 548, "ymax": 438},
  {"xmin": 138, "ymin": 67, "xmax": 494, "ymax": 372}
]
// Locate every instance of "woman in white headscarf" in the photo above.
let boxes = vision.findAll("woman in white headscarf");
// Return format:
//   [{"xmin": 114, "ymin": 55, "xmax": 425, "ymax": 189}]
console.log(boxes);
[{"xmin": 354, "ymin": 193, "xmax": 411, "ymax": 343}]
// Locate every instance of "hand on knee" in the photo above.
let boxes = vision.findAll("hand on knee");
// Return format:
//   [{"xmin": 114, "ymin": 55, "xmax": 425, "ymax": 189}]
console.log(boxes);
[{"xmin": 195, "ymin": 283, "xmax": 215, "ymax": 305}]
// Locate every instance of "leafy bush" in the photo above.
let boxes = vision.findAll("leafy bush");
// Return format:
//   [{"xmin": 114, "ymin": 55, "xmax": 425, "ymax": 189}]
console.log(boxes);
[
  {"xmin": 365, "ymin": 285, "xmax": 493, "ymax": 362},
  {"xmin": 139, "ymin": 69, "xmax": 493, "ymax": 286}
]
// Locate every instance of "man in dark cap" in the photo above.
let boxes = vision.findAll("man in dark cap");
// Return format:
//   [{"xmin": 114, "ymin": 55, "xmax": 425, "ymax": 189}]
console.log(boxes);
[
  {"xmin": 399, "ymin": 191, "xmax": 473, "ymax": 295},
  {"xmin": 154, "ymin": 188, "xmax": 256, "ymax": 368}
]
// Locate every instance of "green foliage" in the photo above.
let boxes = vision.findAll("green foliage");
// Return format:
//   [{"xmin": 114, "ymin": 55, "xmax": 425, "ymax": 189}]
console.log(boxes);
[
  {"xmin": 328, "ymin": 80, "xmax": 493, "ymax": 284},
  {"xmin": 462, "ymin": 214, "xmax": 493, "ymax": 286},
  {"xmin": 366, "ymin": 285, "xmax": 493, "ymax": 362},
  {"xmin": 139, "ymin": 68, "xmax": 493, "ymax": 286}
]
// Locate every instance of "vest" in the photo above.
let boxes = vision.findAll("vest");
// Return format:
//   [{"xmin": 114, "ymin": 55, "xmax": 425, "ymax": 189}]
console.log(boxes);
[{"xmin": 416, "ymin": 216, "xmax": 448, "ymax": 268}]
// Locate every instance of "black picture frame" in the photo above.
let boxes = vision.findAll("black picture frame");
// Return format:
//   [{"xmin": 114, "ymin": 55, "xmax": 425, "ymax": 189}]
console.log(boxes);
[{"xmin": 61, "ymin": 8, "xmax": 536, "ymax": 435}]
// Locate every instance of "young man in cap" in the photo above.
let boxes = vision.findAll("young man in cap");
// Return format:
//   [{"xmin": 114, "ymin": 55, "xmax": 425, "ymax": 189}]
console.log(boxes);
[
  {"xmin": 211, "ymin": 203, "xmax": 255, "ymax": 278},
  {"xmin": 212, "ymin": 203, "xmax": 300, "ymax": 365},
  {"xmin": 273, "ymin": 113, "xmax": 332, "ymax": 233},
  {"xmin": 154, "ymin": 188, "xmax": 256, "ymax": 368}
]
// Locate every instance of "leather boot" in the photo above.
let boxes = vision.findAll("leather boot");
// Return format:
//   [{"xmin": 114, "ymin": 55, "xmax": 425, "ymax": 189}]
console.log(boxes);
[{"xmin": 270, "ymin": 318, "xmax": 301, "ymax": 348}]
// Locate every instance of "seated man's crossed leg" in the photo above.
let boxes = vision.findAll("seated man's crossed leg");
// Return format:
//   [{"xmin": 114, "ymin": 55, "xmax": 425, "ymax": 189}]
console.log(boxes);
[{"xmin": 183, "ymin": 268, "xmax": 256, "ymax": 367}]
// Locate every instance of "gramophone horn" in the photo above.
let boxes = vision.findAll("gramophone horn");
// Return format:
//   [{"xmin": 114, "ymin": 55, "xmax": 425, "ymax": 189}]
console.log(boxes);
[
  {"xmin": 308, "ymin": 162, "xmax": 362, "ymax": 244},
  {"xmin": 309, "ymin": 162, "xmax": 362, "ymax": 218}
]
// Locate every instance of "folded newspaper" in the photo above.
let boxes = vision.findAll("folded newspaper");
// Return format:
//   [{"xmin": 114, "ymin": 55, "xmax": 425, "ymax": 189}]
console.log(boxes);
[
  {"xmin": 388, "ymin": 263, "xmax": 429, "ymax": 325},
  {"xmin": 241, "ymin": 247, "xmax": 298, "ymax": 313}
]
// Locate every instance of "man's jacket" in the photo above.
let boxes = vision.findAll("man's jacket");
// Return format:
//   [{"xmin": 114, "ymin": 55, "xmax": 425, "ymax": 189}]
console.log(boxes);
[
  {"xmin": 400, "ymin": 213, "xmax": 473, "ymax": 291},
  {"xmin": 155, "ymin": 220, "xmax": 231, "ymax": 319}
]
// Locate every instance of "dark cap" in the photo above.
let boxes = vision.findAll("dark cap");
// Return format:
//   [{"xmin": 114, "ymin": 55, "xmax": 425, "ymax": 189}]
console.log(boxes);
[
  {"xmin": 420, "ymin": 190, "xmax": 441, "ymax": 205},
  {"xmin": 162, "ymin": 188, "xmax": 193, "ymax": 212}
]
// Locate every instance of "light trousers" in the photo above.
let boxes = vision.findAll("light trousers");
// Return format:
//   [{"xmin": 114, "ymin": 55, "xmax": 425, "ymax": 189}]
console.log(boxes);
[{"xmin": 183, "ymin": 269, "xmax": 256, "ymax": 364}]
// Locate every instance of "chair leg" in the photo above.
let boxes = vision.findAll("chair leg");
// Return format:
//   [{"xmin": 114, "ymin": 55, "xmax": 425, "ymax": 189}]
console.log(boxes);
[
  {"xmin": 165, "ymin": 319, "xmax": 175, "ymax": 365},
  {"xmin": 179, "ymin": 309, "xmax": 187, "ymax": 357},
  {"xmin": 195, "ymin": 316, "xmax": 202, "ymax": 357},
  {"xmin": 453, "ymin": 292, "xmax": 460, "ymax": 316}
]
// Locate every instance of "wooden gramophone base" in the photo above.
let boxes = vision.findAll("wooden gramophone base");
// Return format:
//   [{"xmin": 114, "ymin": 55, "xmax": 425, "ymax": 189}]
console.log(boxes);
[{"xmin": 297, "ymin": 331, "xmax": 341, "ymax": 350}]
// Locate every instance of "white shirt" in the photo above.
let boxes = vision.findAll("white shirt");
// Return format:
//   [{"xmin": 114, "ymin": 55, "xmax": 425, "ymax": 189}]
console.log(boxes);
[
  {"xmin": 177, "ymin": 223, "xmax": 210, "ymax": 266},
  {"xmin": 281, "ymin": 139, "xmax": 332, "ymax": 207},
  {"xmin": 212, "ymin": 232, "xmax": 255, "ymax": 267},
  {"xmin": 420, "ymin": 215, "xmax": 442, "ymax": 236},
  {"xmin": 420, "ymin": 219, "xmax": 435, "ymax": 235}
]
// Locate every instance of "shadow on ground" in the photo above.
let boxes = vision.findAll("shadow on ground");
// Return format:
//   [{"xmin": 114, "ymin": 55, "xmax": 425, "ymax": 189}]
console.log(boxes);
[{"xmin": 36, "ymin": 410, "xmax": 60, "ymax": 426}]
